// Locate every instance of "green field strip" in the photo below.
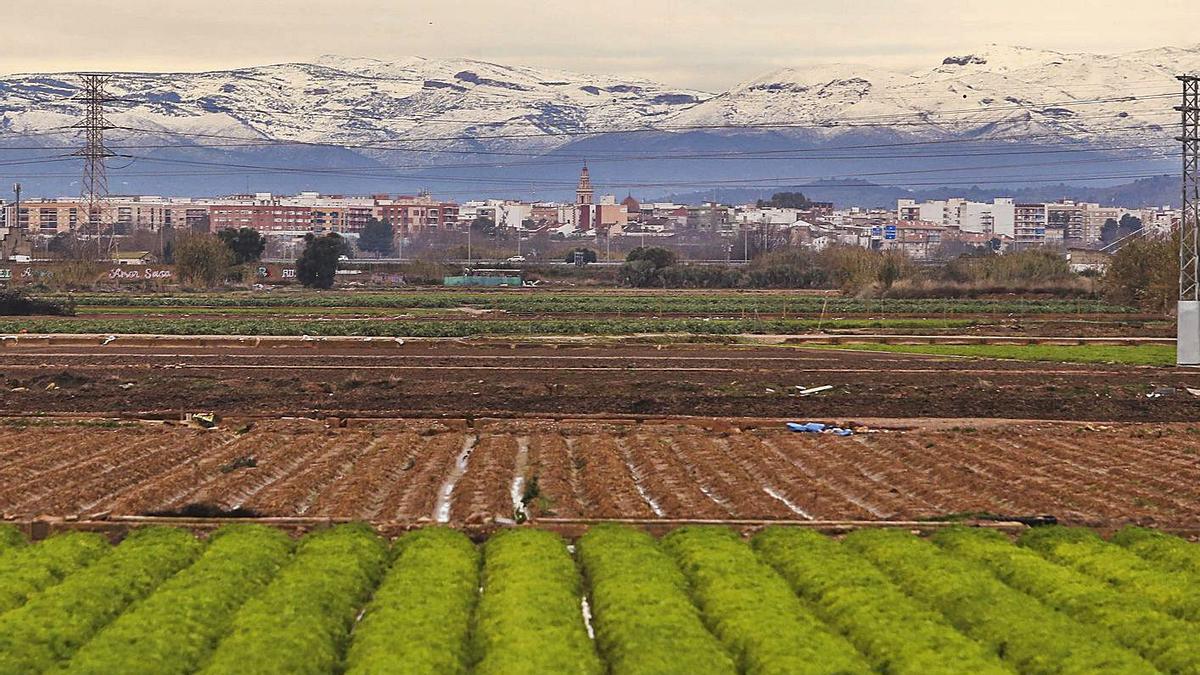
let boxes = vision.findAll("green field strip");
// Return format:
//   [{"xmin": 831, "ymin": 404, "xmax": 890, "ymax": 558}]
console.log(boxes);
[
  {"xmin": 845, "ymin": 528, "xmax": 1156, "ymax": 674},
  {"xmin": 1021, "ymin": 526, "xmax": 1200, "ymax": 623},
  {"xmin": 752, "ymin": 527, "xmax": 1010, "ymax": 675},
  {"xmin": 0, "ymin": 527, "xmax": 202, "ymax": 674},
  {"xmin": 345, "ymin": 528, "xmax": 479, "ymax": 675},
  {"xmin": 64, "ymin": 525, "xmax": 293, "ymax": 675},
  {"xmin": 662, "ymin": 526, "xmax": 871, "ymax": 675},
  {"xmin": 935, "ymin": 527, "xmax": 1200, "ymax": 674},
  {"xmin": 807, "ymin": 342, "xmax": 1176, "ymax": 366},
  {"xmin": 1112, "ymin": 526, "xmax": 1200, "ymax": 577},
  {"xmin": 0, "ymin": 531, "xmax": 110, "ymax": 616},
  {"xmin": 473, "ymin": 529, "xmax": 602, "ymax": 675},
  {"xmin": 578, "ymin": 524, "xmax": 735, "ymax": 675},
  {"xmin": 200, "ymin": 524, "xmax": 387, "ymax": 675}
]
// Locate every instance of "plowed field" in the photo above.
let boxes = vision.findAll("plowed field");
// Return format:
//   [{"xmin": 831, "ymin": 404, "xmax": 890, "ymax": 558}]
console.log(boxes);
[{"xmin": 3, "ymin": 417, "xmax": 1198, "ymax": 528}]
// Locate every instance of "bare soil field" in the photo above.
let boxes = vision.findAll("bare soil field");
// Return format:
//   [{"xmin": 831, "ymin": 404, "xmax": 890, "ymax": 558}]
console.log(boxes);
[
  {"xmin": 1, "ymin": 341, "xmax": 1198, "ymax": 421},
  {"xmin": 1, "ymin": 417, "xmax": 1197, "ymax": 528}
]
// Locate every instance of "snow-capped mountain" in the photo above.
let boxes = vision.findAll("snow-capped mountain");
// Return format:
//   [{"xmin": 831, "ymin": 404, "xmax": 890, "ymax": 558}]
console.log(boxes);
[
  {"xmin": 0, "ymin": 44, "xmax": 1193, "ymax": 199},
  {"xmin": 668, "ymin": 44, "xmax": 1198, "ymax": 142}
]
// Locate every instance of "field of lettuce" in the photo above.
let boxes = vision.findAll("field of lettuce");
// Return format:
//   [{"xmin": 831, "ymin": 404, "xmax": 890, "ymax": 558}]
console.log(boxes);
[
  {"xmin": 46, "ymin": 291, "xmax": 1136, "ymax": 316},
  {"xmin": 0, "ymin": 523, "xmax": 1197, "ymax": 674}
]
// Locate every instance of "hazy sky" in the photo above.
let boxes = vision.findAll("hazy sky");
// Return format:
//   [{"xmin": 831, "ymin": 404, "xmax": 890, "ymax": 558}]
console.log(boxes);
[{"xmin": 3, "ymin": 0, "xmax": 1197, "ymax": 90}]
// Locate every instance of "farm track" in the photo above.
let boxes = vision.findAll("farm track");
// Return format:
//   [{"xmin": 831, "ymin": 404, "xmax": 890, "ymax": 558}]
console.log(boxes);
[{"xmin": 4, "ymin": 417, "xmax": 1198, "ymax": 528}]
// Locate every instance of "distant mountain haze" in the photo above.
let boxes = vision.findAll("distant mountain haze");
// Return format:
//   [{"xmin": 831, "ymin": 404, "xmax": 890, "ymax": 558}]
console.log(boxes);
[{"xmin": 0, "ymin": 44, "xmax": 1193, "ymax": 202}]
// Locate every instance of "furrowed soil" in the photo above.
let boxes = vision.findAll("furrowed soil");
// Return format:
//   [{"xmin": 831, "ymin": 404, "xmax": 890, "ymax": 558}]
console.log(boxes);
[{"xmin": 2, "ymin": 417, "xmax": 1199, "ymax": 528}]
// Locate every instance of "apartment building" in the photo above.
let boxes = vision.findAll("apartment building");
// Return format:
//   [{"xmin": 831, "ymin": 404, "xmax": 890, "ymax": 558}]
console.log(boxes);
[
  {"xmin": 1013, "ymin": 203, "xmax": 1048, "ymax": 248},
  {"xmin": 897, "ymin": 198, "xmax": 1014, "ymax": 236}
]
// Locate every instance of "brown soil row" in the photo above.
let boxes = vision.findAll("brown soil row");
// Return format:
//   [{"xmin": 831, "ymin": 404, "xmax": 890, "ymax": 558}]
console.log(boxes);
[{"xmin": 2, "ymin": 418, "xmax": 1199, "ymax": 528}]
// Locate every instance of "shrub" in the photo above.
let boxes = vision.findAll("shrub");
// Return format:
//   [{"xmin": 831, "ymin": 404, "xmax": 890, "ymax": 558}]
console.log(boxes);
[
  {"xmin": 1103, "ymin": 234, "xmax": 1177, "ymax": 312},
  {"xmin": 0, "ymin": 289, "xmax": 74, "ymax": 316},
  {"xmin": 201, "ymin": 524, "xmax": 386, "ymax": 675},
  {"xmin": 66, "ymin": 525, "xmax": 293, "ymax": 675},
  {"xmin": 473, "ymin": 529, "xmax": 602, "ymax": 675},
  {"xmin": 345, "ymin": 528, "xmax": 479, "ymax": 675},
  {"xmin": 174, "ymin": 234, "xmax": 234, "ymax": 288},
  {"xmin": 578, "ymin": 525, "xmax": 734, "ymax": 675},
  {"xmin": 662, "ymin": 527, "xmax": 870, "ymax": 675},
  {"xmin": 0, "ymin": 525, "xmax": 23, "ymax": 551},
  {"xmin": 753, "ymin": 527, "xmax": 1007, "ymax": 674}
]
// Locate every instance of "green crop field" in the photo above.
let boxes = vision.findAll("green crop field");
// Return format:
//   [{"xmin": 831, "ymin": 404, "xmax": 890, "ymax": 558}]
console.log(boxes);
[
  {"xmin": 0, "ymin": 523, "xmax": 1196, "ymax": 674},
  {"xmin": 43, "ymin": 291, "xmax": 1136, "ymax": 316},
  {"xmin": 0, "ymin": 316, "xmax": 980, "ymax": 338},
  {"xmin": 809, "ymin": 342, "xmax": 1178, "ymax": 367}
]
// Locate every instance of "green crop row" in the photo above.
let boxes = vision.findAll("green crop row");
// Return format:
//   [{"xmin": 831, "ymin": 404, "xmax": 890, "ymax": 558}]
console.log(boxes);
[
  {"xmin": 1112, "ymin": 526, "xmax": 1200, "ymax": 576},
  {"xmin": 200, "ymin": 524, "xmax": 386, "ymax": 675},
  {"xmin": 0, "ymin": 316, "xmax": 978, "ymax": 338},
  {"xmin": 48, "ymin": 291, "xmax": 1134, "ymax": 315},
  {"xmin": 65, "ymin": 525, "xmax": 293, "ymax": 675},
  {"xmin": 0, "ymin": 525, "xmax": 23, "ymax": 552},
  {"xmin": 0, "ymin": 531, "xmax": 110, "ymax": 615},
  {"xmin": 1020, "ymin": 526, "xmax": 1200, "ymax": 624},
  {"xmin": 752, "ymin": 528, "xmax": 1008, "ymax": 675},
  {"xmin": 935, "ymin": 527, "xmax": 1200, "ymax": 674},
  {"xmin": 845, "ymin": 529, "xmax": 1154, "ymax": 674},
  {"xmin": 0, "ymin": 527, "xmax": 202, "ymax": 675},
  {"xmin": 473, "ymin": 529, "xmax": 602, "ymax": 675},
  {"xmin": 662, "ymin": 527, "xmax": 870, "ymax": 675},
  {"xmin": 345, "ymin": 528, "xmax": 479, "ymax": 675},
  {"xmin": 577, "ymin": 525, "xmax": 734, "ymax": 675}
]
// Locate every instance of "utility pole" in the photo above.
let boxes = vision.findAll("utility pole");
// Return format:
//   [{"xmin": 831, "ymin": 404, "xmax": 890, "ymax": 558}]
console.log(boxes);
[
  {"xmin": 1178, "ymin": 74, "xmax": 1200, "ymax": 365},
  {"xmin": 71, "ymin": 74, "xmax": 118, "ymax": 261}
]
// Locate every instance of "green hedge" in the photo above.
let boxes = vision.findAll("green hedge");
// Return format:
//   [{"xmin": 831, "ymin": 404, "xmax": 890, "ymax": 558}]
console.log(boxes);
[
  {"xmin": 473, "ymin": 529, "xmax": 602, "ymax": 675},
  {"xmin": 845, "ymin": 529, "xmax": 1154, "ymax": 674},
  {"xmin": 0, "ymin": 532, "xmax": 110, "ymax": 614},
  {"xmin": 345, "ymin": 528, "xmax": 479, "ymax": 675},
  {"xmin": 1020, "ymin": 526, "xmax": 1200, "ymax": 623},
  {"xmin": 65, "ymin": 525, "xmax": 293, "ymax": 675},
  {"xmin": 578, "ymin": 525, "xmax": 734, "ymax": 675},
  {"xmin": 752, "ymin": 527, "xmax": 1008, "ymax": 675},
  {"xmin": 935, "ymin": 527, "xmax": 1200, "ymax": 674},
  {"xmin": 0, "ymin": 527, "xmax": 202, "ymax": 674},
  {"xmin": 662, "ymin": 526, "xmax": 870, "ymax": 675},
  {"xmin": 201, "ymin": 524, "xmax": 387, "ymax": 675}
]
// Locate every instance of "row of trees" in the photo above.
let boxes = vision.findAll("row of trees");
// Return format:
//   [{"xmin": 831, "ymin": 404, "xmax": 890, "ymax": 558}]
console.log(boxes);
[{"xmin": 174, "ymin": 228, "xmax": 346, "ymax": 289}]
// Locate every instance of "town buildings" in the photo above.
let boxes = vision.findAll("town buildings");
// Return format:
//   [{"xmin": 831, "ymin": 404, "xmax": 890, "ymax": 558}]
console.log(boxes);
[{"xmin": 0, "ymin": 163, "xmax": 1181, "ymax": 262}]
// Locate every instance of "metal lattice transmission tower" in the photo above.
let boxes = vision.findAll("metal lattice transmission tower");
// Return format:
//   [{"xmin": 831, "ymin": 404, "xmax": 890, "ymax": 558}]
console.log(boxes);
[
  {"xmin": 1177, "ymin": 74, "xmax": 1200, "ymax": 365},
  {"xmin": 71, "ymin": 74, "xmax": 118, "ymax": 259}
]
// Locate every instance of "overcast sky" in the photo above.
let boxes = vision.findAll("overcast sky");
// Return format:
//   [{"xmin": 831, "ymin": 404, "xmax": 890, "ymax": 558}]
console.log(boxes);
[{"xmin": 3, "ymin": 0, "xmax": 1197, "ymax": 91}]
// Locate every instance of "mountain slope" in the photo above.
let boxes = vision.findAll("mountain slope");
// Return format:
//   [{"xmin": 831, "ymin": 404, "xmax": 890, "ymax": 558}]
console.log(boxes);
[{"xmin": 0, "ymin": 45, "xmax": 1192, "ymax": 199}]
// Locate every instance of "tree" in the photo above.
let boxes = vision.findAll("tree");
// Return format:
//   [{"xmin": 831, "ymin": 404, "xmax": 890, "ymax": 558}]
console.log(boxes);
[
  {"xmin": 174, "ymin": 234, "xmax": 233, "ymax": 288},
  {"xmin": 296, "ymin": 233, "xmax": 348, "ymax": 289},
  {"xmin": 625, "ymin": 246, "xmax": 677, "ymax": 270},
  {"xmin": 565, "ymin": 247, "xmax": 598, "ymax": 264},
  {"xmin": 471, "ymin": 216, "xmax": 496, "ymax": 236},
  {"xmin": 1103, "ymin": 233, "xmax": 1176, "ymax": 313},
  {"xmin": 358, "ymin": 217, "xmax": 394, "ymax": 257},
  {"xmin": 756, "ymin": 192, "xmax": 811, "ymax": 209},
  {"xmin": 216, "ymin": 227, "xmax": 266, "ymax": 265}
]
